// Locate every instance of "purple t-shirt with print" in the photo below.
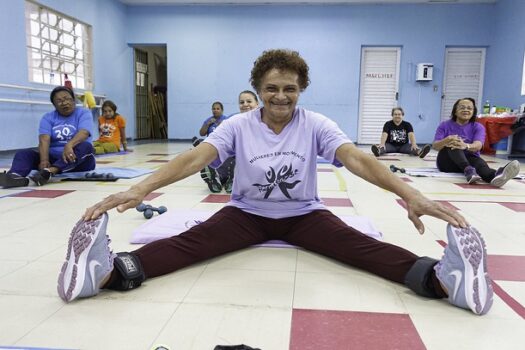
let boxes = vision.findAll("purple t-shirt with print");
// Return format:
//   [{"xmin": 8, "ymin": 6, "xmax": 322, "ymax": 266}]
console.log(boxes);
[
  {"xmin": 204, "ymin": 107, "xmax": 352, "ymax": 219},
  {"xmin": 433, "ymin": 119, "xmax": 485, "ymax": 157}
]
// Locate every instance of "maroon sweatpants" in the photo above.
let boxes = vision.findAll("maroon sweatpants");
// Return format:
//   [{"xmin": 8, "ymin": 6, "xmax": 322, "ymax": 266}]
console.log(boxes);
[{"xmin": 132, "ymin": 206, "xmax": 420, "ymax": 285}]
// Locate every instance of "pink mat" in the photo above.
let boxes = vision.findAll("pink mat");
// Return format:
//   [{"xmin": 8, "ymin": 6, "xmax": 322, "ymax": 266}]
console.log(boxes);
[{"xmin": 130, "ymin": 209, "xmax": 383, "ymax": 245}]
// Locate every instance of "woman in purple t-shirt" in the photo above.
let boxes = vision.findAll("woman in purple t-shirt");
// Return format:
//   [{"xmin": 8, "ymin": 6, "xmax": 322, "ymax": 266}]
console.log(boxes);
[
  {"xmin": 432, "ymin": 97, "xmax": 519, "ymax": 187},
  {"xmin": 63, "ymin": 50, "xmax": 495, "ymax": 317}
]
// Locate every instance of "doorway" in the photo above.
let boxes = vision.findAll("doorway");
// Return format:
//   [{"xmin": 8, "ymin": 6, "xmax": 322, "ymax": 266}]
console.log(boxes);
[
  {"xmin": 357, "ymin": 47, "xmax": 401, "ymax": 144},
  {"xmin": 440, "ymin": 47, "xmax": 486, "ymax": 121},
  {"xmin": 133, "ymin": 45, "xmax": 168, "ymax": 139}
]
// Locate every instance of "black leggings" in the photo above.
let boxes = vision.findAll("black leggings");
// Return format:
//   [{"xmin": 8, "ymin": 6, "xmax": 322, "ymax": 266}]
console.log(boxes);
[{"xmin": 436, "ymin": 147, "xmax": 496, "ymax": 183}]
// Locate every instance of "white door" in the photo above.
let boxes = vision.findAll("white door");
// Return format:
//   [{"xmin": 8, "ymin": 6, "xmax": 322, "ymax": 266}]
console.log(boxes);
[
  {"xmin": 357, "ymin": 47, "xmax": 401, "ymax": 144},
  {"xmin": 441, "ymin": 47, "xmax": 486, "ymax": 121}
]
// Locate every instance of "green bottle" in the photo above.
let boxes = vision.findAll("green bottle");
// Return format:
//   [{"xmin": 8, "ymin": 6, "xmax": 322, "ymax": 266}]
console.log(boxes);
[{"xmin": 483, "ymin": 100, "xmax": 490, "ymax": 114}]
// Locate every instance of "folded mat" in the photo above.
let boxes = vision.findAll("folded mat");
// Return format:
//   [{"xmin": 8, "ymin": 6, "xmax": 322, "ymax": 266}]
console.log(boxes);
[{"xmin": 131, "ymin": 209, "xmax": 383, "ymax": 247}]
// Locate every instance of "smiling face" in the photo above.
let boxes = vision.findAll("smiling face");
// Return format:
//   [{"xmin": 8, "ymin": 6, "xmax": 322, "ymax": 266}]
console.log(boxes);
[
  {"xmin": 52, "ymin": 90, "xmax": 75, "ymax": 116},
  {"xmin": 259, "ymin": 68, "xmax": 300, "ymax": 132},
  {"xmin": 454, "ymin": 99, "xmax": 475, "ymax": 125},
  {"xmin": 238, "ymin": 92, "xmax": 259, "ymax": 113},
  {"xmin": 391, "ymin": 108, "xmax": 404, "ymax": 125}
]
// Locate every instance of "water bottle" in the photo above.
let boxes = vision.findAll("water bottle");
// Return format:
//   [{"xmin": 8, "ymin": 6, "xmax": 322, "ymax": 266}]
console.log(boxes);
[
  {"xmin": 64, "ymin": 73, "xmax": 73, "ymax": 89},
  {"xmin": 483, "ymin": 100, "xmax": 490, "ymax": 114}
]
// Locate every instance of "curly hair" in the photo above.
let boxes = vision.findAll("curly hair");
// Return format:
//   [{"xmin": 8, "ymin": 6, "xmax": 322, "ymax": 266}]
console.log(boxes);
[{"xmin": 250, "ymin": 49, "xmax": 310, "ymax": 93}]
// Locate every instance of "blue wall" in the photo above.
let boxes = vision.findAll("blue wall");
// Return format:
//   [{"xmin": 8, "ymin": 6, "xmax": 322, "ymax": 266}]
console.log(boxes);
[
  {"xmin": 484, "ymin": 0, "xmax": 525, "ymax": 110},
  {"xmin": 0, "ymin": 0, "xmax": 132, "ymax": 151},
  {"xmin": 1, "ymin": 0, "xmax": 524, "ymax": 150},
  {"xmin": 125, "ymin": 4, "xmax": 495, "ymax": 142}
]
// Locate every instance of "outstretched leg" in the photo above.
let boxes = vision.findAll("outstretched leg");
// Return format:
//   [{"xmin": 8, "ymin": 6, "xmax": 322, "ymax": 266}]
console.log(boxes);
[
  {"xmin": 282, "ymin": 210, "xmax": 493, "ymax": 314},
  {"xmin": 57, "ymin": 207, "xmax": 269, "ymax": 302}
]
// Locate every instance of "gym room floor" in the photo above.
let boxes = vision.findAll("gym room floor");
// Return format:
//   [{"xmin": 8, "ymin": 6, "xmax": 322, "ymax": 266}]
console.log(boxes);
[{"xmin": 0, "ymin": 142, "xmax": 524, "ymax": 350}]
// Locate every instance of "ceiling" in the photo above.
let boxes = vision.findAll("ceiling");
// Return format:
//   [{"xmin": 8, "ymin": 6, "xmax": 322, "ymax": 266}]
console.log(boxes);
[{"xmin": 119, "ymin": 0, "xmax": 496, "ymax": 6}]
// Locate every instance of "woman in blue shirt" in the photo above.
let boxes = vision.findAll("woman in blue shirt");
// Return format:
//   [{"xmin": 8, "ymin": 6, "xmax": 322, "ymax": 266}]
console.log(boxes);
[{"xmin": 0, "ymin": 86, "xmax": 95, "ymax": 188}]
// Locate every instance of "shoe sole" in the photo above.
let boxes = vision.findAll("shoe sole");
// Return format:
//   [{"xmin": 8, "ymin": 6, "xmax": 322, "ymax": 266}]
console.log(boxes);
[
  {"xmin": 200, "ymin": 167, "xmax": 222, "ymax": 193},
  {"xmin": 371, "ymin": 145, "xmax": 380, "ymax": 157},
  {"xmin": 490, "ymin": 161, "xmax": 520, "ymax": 187},
  {"xmin": 419, "ymin": 145, "xmax": 431, "ymax": 158},
  {"xmin": 447, "ymin": 225, "xmax": 493, "ymax": 315},
  {"xmin": 467, "ymin": 175, "xmax": 482, "ymax": 184},
  {"xmin": 57, "ymin": 213, "xmax": 108, "ymax": 302}
]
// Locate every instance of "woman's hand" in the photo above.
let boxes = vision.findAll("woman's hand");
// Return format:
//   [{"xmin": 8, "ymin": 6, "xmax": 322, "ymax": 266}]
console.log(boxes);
[
  {"xmin": 39, "ymin": 160, "xmax": 51, "ymax": 170},
  {"xmin": 445, "ymin": 135, "xmax": 463, "ymax": 149},
  {"xmin": 404, "ymin": 192, "xmax": 468, "ymax": 234},
  {"xmin": 62, "ymin": 144, "xmax": 76, "ymax": 163},
  {"xmin": 83, "ymin": 187, "xmax": 146, "ymax": 220}
]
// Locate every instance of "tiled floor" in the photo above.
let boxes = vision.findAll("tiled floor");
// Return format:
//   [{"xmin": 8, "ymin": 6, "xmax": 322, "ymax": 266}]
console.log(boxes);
[{"xmin": 0, "ymin": 143, "xmax": 524, "ymax": 350}]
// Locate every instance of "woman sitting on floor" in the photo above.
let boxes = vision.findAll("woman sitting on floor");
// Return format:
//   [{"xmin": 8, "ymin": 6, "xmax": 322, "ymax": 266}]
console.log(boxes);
[
  {"xmin": 0, "ymin": 86, "xmax": 95, "ymax": 188},
  {"xmin": 93, "ymin": 100, "xmax": 132, "ymax": 154},
  {"xmin": 432, "ymin": 97, "xmax": 519, "ymax": 186},
  {"xmin": 371, "ymin": 107, "xmax": 431, "ymax": 158}
]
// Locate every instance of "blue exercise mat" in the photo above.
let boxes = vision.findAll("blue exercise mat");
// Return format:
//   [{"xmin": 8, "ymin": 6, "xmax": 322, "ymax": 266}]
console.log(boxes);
[{"xmin": 53, "ymin": 167, "xmax": 153, "ymax": 179}]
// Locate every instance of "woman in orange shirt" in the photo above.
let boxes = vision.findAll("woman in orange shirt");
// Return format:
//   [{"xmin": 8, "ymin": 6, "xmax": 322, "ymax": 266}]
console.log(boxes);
[{"xmin": 93, "ymin": 100, "xmax": 132, "ymax": 154}]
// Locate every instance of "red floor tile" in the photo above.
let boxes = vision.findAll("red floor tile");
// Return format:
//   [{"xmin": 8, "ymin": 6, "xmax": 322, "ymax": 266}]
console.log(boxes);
[
  {"xmin": 143, "ymin": 192, "xmax": 164, "ymax": 201},
  {"xmin": 498, "ymin": 202, "xmax": 525, "ymax": 212},
  {"xmin": 492, "ymin": 282, "xmax": 525, "ymax": 319},
  {"xmin": 487, "ymin": 255, "xmax": 525, "ymax": 282},
  {"xmin": 10, "ymin": 189, "xmax": 74, "ymax": 198},
  {"xmin": 322, "ymin": 197, "xmax": 353, "ymax": 207},
  {"xmin": 289, "ymin": 309, "xmax": 425, "ymax": 350},
  {"xmin": 454, "ymin": 183, "xmax": 502, "ymax": 189},
  {"xmin": 201, "ymin": 194, "xmax": 231, "ymax": 203}
]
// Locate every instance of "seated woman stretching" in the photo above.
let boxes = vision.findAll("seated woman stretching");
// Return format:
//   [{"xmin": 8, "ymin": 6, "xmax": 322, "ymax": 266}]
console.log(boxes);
[
  {"xmin": 93, "ymin": 100, "xmax": 131, "ymax": 154},
  {"xmin": 371, "ymin": 107, "xmax": 431, "ymax": 158},
  {"xmin": 0, "ymin": 86, "xmax": 95, "ymax": 188},
  {"xmin": 58, "ymin": 50, "xmax": 493, "ymax": 317},
  {"xmin": 432, "ymin": 97, "xmax": 520, "ymax": 186},
  {"xmin": 194, "ymin": 93, "xmax": 259, "ymax": 193}
]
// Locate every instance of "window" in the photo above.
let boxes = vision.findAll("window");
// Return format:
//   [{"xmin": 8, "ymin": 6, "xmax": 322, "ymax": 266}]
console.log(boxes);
[
  {"xmin": 25, "ymin": 1, "xmax": 93, "ymax": 90},
  {"xmin": 522, "ymin": 51, "xmax": 525, "ymax": 96}
]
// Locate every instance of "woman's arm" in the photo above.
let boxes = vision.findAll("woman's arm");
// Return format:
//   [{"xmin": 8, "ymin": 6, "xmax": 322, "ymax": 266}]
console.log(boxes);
[
  {"xmin": 408, "ymin": 132, "xmax": 418, "ymax": 149},
  {"xmin": 199, "ymin": 117, "xmax": 215, "ymax": 136},
  {"xmin": 379, "ymin": 132, "xmax": 388, "ymax": 147},
  {"xmin": 119, "ymin": 127, "xmax": 130, "ymax": 151},
  {"xmin": 38, "ymin": 134, "xmax": 51, "ymax": 169},
  {"xmin": 84, "ymin": 142, "xmax": 218, "ymax": 220},
  {"xmin": 62, "ymin": 129, "xmax": 90, "ymax": 163},
  {"xmin": 336, "ymin": 143, "xmax": 467, "ymax": 233},
  {"xmin": 432, "ymin": 135, "xmax": 456, "ymax": 151}
]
